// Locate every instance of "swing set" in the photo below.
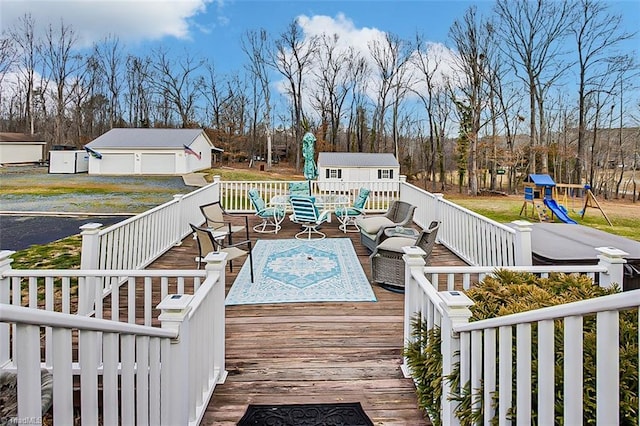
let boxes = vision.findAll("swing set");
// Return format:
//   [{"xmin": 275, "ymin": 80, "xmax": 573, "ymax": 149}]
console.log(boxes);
[
  {"xmin": 520, "ymin": 174, "xmax": 612, "ymax": 226},
  {"xmin": 553, "ymin": 183, "xmax": 613, "ymax": 226}
]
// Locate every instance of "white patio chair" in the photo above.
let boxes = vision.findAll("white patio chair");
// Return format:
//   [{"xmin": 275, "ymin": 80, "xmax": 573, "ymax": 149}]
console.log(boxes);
[{"xmin": 289, "ymin": 195, "xmax": 331, "ymax": 240}]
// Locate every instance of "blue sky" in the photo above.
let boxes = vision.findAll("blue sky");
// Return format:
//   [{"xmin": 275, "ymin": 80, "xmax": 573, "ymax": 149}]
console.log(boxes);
[
  {"xmin": 2, "ymin": 0, "xmax": 638, "ymax": 77},
  {"xmin": 2, "ymin": 0, "xmax": 639, "ymax": 129}
]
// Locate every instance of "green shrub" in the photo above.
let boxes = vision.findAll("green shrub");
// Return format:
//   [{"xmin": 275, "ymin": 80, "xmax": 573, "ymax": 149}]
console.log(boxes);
[{"xmin": 404, "ymin": 270, "xmax": 638, "ymax": 425}]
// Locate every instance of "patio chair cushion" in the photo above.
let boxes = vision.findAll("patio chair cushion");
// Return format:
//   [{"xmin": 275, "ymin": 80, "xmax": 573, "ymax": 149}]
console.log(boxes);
[
  {"xmin": 376, "ymin": 236, "xmax": 418, "ymax": 253},
  {"xmin": 356, "ymin": 216, "xmax": 394, "ymax": 234}
]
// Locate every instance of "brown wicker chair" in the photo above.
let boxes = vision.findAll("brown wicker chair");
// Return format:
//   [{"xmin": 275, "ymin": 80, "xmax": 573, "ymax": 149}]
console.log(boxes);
[
  {"xmin": 356, "ymin": 200, "xmax": 416, "ymax": 252},
  {"xmin": 370, "ymin": 220, "xmax": 440, "ymax": 292}
]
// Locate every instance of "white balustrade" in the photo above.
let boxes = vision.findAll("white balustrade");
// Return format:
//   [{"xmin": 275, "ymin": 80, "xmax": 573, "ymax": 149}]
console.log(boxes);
[
  {"xmin": 403, "ymin": 247, "xmax": 637, "ymax": 425},
  {"xmin": 0, "ymin": 254, "xmax": 226, "ymax": 425}
]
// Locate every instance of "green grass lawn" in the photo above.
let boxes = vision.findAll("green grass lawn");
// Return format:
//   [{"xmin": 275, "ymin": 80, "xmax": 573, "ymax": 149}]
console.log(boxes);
[{"xmin": 451, "ymin": 195, "xmax": 639, "ymax": 241}]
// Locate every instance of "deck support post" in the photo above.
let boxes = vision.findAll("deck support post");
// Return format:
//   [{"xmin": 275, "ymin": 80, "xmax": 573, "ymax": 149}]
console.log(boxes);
[
  {"xmin": 511, "ymin": 220, "xmax": 533, "ymax": 266},
  {"xmin": 439, "ymin": 291, "xmax": 474, "ymax": 426},
  {"xmin": 157, "ymin": 294, "xmax": 193, "ymax": 426},
  {"xmin": 433, "ymin": 193, "xmax": 444, "ymax": 242},
  {"xmin": 173, "ymin": 194, "xmax": 185, "ymax": 246},
  {"xmin": 595, "ymin": 246, "xmax": 628, "ymax": 289},
  {"xmin": 0, "ymin": 250, "xmax": 15, "ymax": 366},
  {"xmin": 79, "ymin": 223, "xmax": 102, "ymax": 315},
  {"xmin": 401, "ymin": 246, "xmax": 427, "ymax": 379},
  {"xmin": 205, "ymin": 252, "xmax": 229, "ymax": 385}
]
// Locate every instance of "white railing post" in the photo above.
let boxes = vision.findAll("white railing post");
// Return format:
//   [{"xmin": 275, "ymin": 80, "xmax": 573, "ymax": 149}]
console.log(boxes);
[
  {"xmin": 439, "ymin": 290, "xmax": 474, "ymax": 426},
  {"xmin": 511, "ymin": 220, "xmax": 533, "ymax": 266},
  {"xmin": 157, "ymin": 294, "xmax": 193, "ymax": 426},
  {"xmin": 205, "ymin": 252, "xmax": 229, "ymax": 384},
  {"xmin": 79, "ymin": 223, "xmax": 102, "ymax": 315},
  {"xmin": 595, "ymin": 246, "xmax": 628, "ymax": 289},
  {"xmin": 173, "ymin": 194, "xmax": 185, "ymax": 246},
  {"xmin": 401, "ymin": 246, "xmax": 427, "ymax": 378},
  {"xmin": 433, "ymin": 193, "xmax": 446, "ymax": 224},
  {"xmin": 0, "ymin": 250, "xmax": 15, "ymax": 366}
]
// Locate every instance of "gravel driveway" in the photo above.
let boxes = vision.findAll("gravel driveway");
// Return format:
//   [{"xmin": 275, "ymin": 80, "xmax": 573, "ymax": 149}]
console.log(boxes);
[{"xmin": 0, "ymin": 165, "xmax": 197, "ymax": 250}]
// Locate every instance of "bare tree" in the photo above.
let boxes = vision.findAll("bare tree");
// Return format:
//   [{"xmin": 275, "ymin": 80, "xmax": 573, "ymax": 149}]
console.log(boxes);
[
  {"xmin": 411, "ymin": 35, "xmax": 447, "ymax": 190},
  {"xmin": 345, "ymin": 56, "xmax": 370, "ymax": 152},
  {"xmin": 495, "ymin": 0, "xmax": 572, "ymax": 175},
  {"xmin": 9, "ymin": 14, "xmax": 39, "ymax": 134},
  {"xmin": 242, "ymin": 29, "xmax": 274, "ymax": 167},
  {"xmin": 313, "ymin": 35, "xmax": 364, "ymax": 151},
  {"xmin": 93, "ymin": 34, "xmax": 124, "ymax": 129},
  {"xmin": 200, "ymin": 61, "xmax": 232, "ymax": 130},
  {"xmin": 449, "ymin": 6, "xmax": 492, "ymax": 195},
  {"xmin": 272, "ymin": 20, "xmax": 319, "ymax": 171},
  {"xmin": 40, "ymin": 19, "xmax": 82, "ymax": 147},
  {"xmin": 0, "ymin": 37, "xmax": 18, "ymax": 123},
  {"xmin": 125, "ymin": 54, "xmax": 151, "ymax": 127},
  {"xmin": 571, "ymin": 0, "xmax": 634, "ymax": 184},
  {"xmin": 149, "ymin": 48, "xmax": 204, "ymax": 128},
  {"xmin": 368, "ymin": 33, "xmax": 411, "ymax": 155}
]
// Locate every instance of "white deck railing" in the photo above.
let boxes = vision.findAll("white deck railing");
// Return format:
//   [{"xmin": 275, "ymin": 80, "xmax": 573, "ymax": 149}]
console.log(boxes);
[
  {"xmin": 0, "ymin": 252, "xmax": 229, "ymax": 425},
  {"xmin": 218, "ymin": 179, "xmax": 401, "ymax": 213},
  {"xmin": 219, "ymin": 178, "xmax": 525, "ymax": 268},
  {"xmin": 401, "ymin": 246, "xmax": 636, "ymax": 425},
  {"xmin": 399, "ymin": 184, "xmax": 519, "ymax": 267},
  {"xmin": 88, "ymin": 182, "xmax": 220, "ymax": 272}
]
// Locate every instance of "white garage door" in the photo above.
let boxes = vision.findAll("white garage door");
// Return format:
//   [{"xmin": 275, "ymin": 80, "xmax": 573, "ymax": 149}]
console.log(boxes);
[
  {"xmin": 141, "ymin": 153, "xmax": 175, "ymax": 174},
  {"xmin": 100, "ymin": 153, "xmax": 135, "ymax": 174}
]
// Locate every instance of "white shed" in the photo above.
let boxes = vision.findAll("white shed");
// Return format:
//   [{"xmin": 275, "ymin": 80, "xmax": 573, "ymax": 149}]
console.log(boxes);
[
  {"xmin": 49, "ymin": 150, "xmax": 89, "ymax": 173},
  {"xmin": 0, "ymin": 133, "xmax": 46, "ymax": 165},
  {"xmin": 317, "ymin": 152, "xmax": 400, "ymax": 182},
  {"xmin": 85, "ymin": 128, "xmax": 221, "ymax": 175}
]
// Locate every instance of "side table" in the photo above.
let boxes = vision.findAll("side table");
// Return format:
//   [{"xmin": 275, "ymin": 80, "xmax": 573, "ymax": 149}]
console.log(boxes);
[{"xmin": 384, "ymin": 227, "xmax": 419, "ymax": 239}]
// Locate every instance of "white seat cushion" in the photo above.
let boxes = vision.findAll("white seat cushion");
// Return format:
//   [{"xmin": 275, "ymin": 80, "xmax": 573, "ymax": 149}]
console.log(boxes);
[
  {"xmin": 356, "ymin": 216, "xmax": 394, "ymax": 234},
  {"xmin": 376, "ymin": 236, "xmax": 418, "ymax": 253}
]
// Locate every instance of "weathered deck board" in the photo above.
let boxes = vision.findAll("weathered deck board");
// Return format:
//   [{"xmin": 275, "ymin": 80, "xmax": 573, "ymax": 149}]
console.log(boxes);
[{"xmin": 149, "ymin": 216, "xmax": 467, "ymax": 425}]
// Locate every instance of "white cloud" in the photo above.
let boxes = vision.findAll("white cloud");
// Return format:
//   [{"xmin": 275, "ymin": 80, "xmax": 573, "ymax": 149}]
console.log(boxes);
[{"xmin": 0, "ymin": 0, "xmax": 213, "ymax": 47}]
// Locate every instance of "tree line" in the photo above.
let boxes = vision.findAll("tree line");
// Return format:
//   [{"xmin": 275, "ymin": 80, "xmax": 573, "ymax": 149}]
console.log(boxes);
[{"xmin": 0, "ymin": 0, "xmax": 638, "ymax": 200}]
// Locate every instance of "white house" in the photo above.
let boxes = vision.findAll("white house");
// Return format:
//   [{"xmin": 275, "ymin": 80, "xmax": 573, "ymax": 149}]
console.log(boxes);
[
  {"xmin": 84, "ymin": 128, "xmax": 221, "ymax": 175},
  {"xmin": 0, "ymin": 133, "xmax": 46, "ymax": 165},
  {"xmin": 317, "ymin": 152, "xmax": 400, "ymax": 183}
]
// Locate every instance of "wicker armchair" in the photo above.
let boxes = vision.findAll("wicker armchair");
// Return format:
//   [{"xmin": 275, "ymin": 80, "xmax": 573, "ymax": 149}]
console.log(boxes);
[
  {"xmin": 356, "ymin": 200, "xmax": 416, "ymax": 252},
  {"xmin": 370, "ymin": 220, "xmax": 440, "ymax": 292}
]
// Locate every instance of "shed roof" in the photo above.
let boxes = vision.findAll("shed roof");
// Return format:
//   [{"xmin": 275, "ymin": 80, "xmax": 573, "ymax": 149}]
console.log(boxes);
[
  {"xmin": 525, "ymin": 174, "xmax": 556, "ymax": 187},
  {"xmin": 0, "ymin": 133, "xmax": 46, "ymax": 143},
  {"xmin": 317, "ymin": 152, "xmax": 399, "ymax": 168},
  {"xmin": 86, "ymin": 128, "xmax": 215, "ymax": 150}
]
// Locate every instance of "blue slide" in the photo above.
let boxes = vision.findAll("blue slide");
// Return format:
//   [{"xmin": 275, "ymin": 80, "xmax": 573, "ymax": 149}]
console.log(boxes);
[{"xmin": 543, "ymin": 198, "xmax": 577, "ymax": 224}]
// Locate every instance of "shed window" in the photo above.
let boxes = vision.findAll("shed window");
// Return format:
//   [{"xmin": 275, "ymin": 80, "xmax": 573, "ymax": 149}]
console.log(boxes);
[
  {"xmin": 325, "ymin": 168, "xmax": 342, "ymax": 179},
  {"xmin": 377, "ymin": 169, "xmax": 394, "ymax": 179}
]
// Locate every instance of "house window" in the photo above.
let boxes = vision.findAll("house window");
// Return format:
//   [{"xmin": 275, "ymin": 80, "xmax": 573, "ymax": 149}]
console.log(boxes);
[
  {"xmin": 325, "ymin": 168, "xmax": 342, "ymax": 179},
  {"xmin": 377, "ymin": 169, "xmax": 394, "ymax": 179}
]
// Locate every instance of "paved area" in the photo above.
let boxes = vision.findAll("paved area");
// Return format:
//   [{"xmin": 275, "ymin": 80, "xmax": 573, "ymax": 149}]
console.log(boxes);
[{"xmin": 0, "ymin": 215, "xmax": 129, "ymax": 251}]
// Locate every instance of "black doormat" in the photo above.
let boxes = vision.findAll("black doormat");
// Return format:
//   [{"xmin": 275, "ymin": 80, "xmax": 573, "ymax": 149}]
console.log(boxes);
[{"xmin": 237, "ymin": 402, "xmax": 374, "ymax": 426}]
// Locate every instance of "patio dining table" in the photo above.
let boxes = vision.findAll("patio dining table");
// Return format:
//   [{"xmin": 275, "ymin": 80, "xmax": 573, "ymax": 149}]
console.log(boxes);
[{"xmin": 270, "ymin": 194, "xmax": 349, "ymax": 223}]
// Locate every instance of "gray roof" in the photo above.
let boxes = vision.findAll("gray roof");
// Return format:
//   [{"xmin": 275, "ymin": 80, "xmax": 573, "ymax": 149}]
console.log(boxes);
[
  {"xmin": 0, "ymin": 132, "xmax": 46, "ymax": 143},
  {"xmin": 86, "ymin": 128, "xmax": 212, "ymax": 149},
  {"xmin": 317, "ymin": 152, "xmax": 399, "ymax": 168}
]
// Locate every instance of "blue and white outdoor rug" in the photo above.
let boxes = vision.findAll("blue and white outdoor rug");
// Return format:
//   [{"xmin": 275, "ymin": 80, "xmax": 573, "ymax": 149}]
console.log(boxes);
[{"xmin": 225, "ymin": 238, "xmax": 377, "ymax": 305}]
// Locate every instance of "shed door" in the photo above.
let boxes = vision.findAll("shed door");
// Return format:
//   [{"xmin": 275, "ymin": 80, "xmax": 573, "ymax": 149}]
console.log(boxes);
[
  {"xmin": 141, "ymin": 153, "xmax": 175, "ymax": 174},
  {"xmin": 100, "ymin": 154, "xmax": 135, "ymax": 174}
]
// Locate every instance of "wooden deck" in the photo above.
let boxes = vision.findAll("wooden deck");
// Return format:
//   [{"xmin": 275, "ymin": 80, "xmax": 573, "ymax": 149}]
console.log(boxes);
[{"xmin": 149, "ymin": 216, "xmax": 466, "ymax": 425}]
